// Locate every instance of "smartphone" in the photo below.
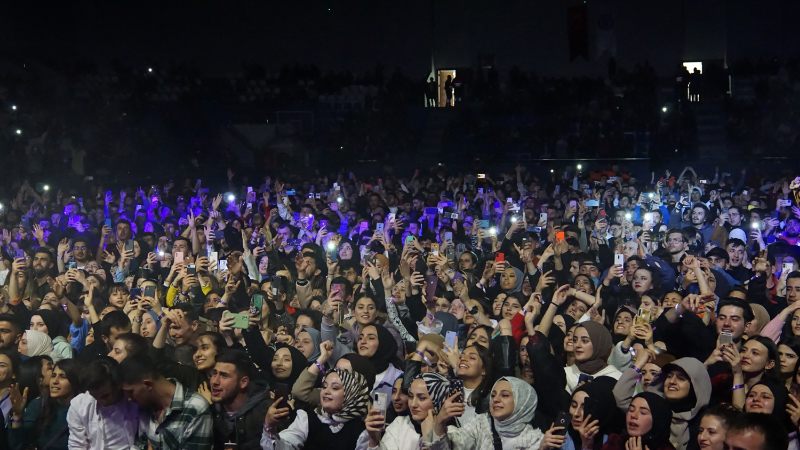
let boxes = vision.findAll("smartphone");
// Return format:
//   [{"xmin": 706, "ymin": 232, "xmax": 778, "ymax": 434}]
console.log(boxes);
[
  {"xmin": 554, "ymin": 411, "xmax": 571, "ymax": 436},
  {"xmin": 125, "ymin": 239, "xmax": 134, "ymax": 254},
  {"xmin": 144, "ymin": 285, "xmax": 156, "ymax": 298},
  {"xmin": 585, "ymin": 200, "xmax": 599, "ymax": 207},
  {"xmin": 424, "ymin": 207, "xmax": 438, "ymax": 215},
  {"xmin": 445, "ymin": 331, "xmax": 457, "ymax": 349},
  {"xmin": 14, "ymin": 249, "xmax": 25, "ymax": 261},
  {"xmin": 446, "ymin": 247, "xmax": 454, "ymax": 261},
  {"xmin": 209, "ymin": 252, "xmax": 219, "ymax": 271},
  {"xmin": 405, "ymin": 235, "xmax": 415, "ymax": 245},
  {"xmin": 320, "ymin": 219, "xmax": 328, "ymax": 231},
  {"xmin": 376, "ymin": 223, "xmax": 385, "ymax": 232},
  {"xmin": 285, "ymin": 190, "xmax": 296, "ymax": 196},
  {"xmin": 448, "ymin": 378, "xmax": 465, "ymax": 405},
  {"xmin": 477, "ymin": 220, "xmax": 490, "ymax": 228},
  {"xmin": 130, "ymin": 288, "xmax": 142, "ymax": 298},
  {"xmin": 478, "ymin": 188, "xmax": 484, "ymax": 194},
  {"xmin": 104, "ymin": 218, "xmax": 112, "ymax": 228},
  {"xmin": 556, "ymin": 231, "xmax": 565, "ymax": 242},
  {"xmin": 175, "ymin": 252, "xmax": 184, "ymax": 263},
  {"xmin": 495, "ymin": 252, "xmax": 505, "ymax": 263},
  {"xmin": 431, "ymin": 243, "xmax": 440, "ymax": 256},
  {"xmin": 577, "ymin": 373, "xmax": 593, "ymax": 385},
  {"xmin": 274, "ymin": 383, "xmax": 291, "ymax": 410},
  {"xmin": 373, "ymin": 392, "xmax": 388, "ymax": 429},
  {"xmin": 539, "ymin": 213, "xmax": 548, "ymax": 224},
  {"xmin": 477, "ymin": 174, "xmax": 486, "ymax": 179},
  {"xmin": 636, "ymin": 308, "xmax": 651, "ymax": 326},
  {"xmin": 251, "ymin": 294, "xmax": 263, "ymax": 320},
  {"xmin": 67, "ymin": 261, "xmax": 77, "ymax": 270},
  {"xmin": 331, "ymin": 283, "xmax": 343, "ymax": 299},
  {"xmin": 213, "ymin": 230, "xmax": 225, "ymax": 240},
  {"xmin": 224, "ymin": 311, "xmax": 250, "ymax": 329},
  {"xmin": 187, "ymin": 264, "xmax": 196, "ymax": 275},
  {"xmin": 720, "ymin": 331, "xmax": 733, "ymax": 346},
  {"xmin": 444, "ymin": 231, "xmax": 453, "ymax": 242},
  {"xmin": 784, "ymin": 262, "xmax": 794, "ymax": 276},
  {"xmin": 218, "ymin": 260, "xmax": 228, "ymax": 271},
  {"xmin": 615, "ymin": 253, "xmax": 625, "ymax": 268}
]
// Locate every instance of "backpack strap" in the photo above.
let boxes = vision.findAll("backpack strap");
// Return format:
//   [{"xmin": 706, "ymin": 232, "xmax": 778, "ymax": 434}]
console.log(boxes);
[{"xmin": 488, "ymin": 414, "xmax": 502, "ymax": 450}]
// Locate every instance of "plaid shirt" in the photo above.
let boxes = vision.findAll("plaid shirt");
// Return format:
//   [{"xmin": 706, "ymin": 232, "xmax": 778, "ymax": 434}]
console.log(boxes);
[{"xmin": 135, "ymin": 379, "xmax": 213, "ymax": 450}]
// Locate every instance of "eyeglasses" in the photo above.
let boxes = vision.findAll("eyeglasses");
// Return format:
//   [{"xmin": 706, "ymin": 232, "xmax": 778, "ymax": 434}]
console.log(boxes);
[
  {"xmin": 666, "ymin": 238, "xmax": 684, "ymax": 244},
  {"xmin": 73, "ymin": 246, "xmax": 86, "ymax": 250}
]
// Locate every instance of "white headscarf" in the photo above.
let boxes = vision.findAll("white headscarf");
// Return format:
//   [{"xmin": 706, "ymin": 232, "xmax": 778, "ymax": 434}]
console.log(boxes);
[
  {"xmin": 492, "ymin": 376, "xmax": 538, "ymax": 438},
  {"xmin": 24, "ymin": 330, "xmax": 61, "ymax": 362}
]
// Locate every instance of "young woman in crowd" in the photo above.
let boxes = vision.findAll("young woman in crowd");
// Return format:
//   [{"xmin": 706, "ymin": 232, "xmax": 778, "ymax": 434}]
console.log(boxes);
[
  {"xmin": 263, "ymin": 368, "xmax": 371, "ymax": 450},
  {"xmin": 8, "ymin": 359, "xmax": 83, "ymax": 450},
  {"xmin": 601, "ymin": 392, "xmax": 675, "ymax": 450},
  {"xmin": 565, "ymin": 322, "xmax": 622, "ymax": 391}
]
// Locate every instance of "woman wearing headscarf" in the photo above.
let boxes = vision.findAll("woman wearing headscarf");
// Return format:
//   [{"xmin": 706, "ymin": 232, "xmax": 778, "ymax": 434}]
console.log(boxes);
[
  {"xmin": 262, "ymin": 368, "xmax": 371, "ymax": 450},
  {"xmin": 601, "ymin": 392, "xmax": 675, "ymax": 450},
  {"xmin": 269, "ymin": 342, "xmax": 308, "ymax": 392},
  {"xmin": 614, "ymin": 353, "xmax": 710, "ymax": 450},
  {"xmin": 565, "ymin": 322, "xmax": 622, "ymax": 392},
  {"xmin": 294, "ymin": 327, "xmax": 322, "ymax": 363},
  {"xmin": 744, "ymin": 379, "xmax": 791, "ymax": 430},
  {"xmin": 421, "ymin": 376, "xmax": 544, "ymax": 449},
  {"xmin": 31, "ymin": 309, "xmax": 73, "ymax": 360},
  {"xmin": 358, "ymin": 324, "xmax": 403, "ymax": 399},
  {"xmin": 292, "ymin": 339, "xmax": 379, "ymax": 408},
  {"xmin": 555, "ymin": 377, "xmax": 623, "ymax": 450},
  {"xmin": 19, "ymin": 329, "xmax": 62, "ymax": 363},
  {"xmin": 366, "ymin": 372, "xmax": 451, "ymax": 450}
]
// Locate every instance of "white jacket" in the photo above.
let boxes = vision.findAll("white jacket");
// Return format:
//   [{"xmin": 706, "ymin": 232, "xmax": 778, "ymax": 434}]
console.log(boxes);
[
  {"xmin": 370, "ymin": 416, "xmax": 422, "ymax": 450},
  {"xmin": 424, "ymin": 413, "xmax": 544, "ymax": 450},
  {"xmin": 564, "ymin": 364, "xmax": 622, "ymax": 392}
]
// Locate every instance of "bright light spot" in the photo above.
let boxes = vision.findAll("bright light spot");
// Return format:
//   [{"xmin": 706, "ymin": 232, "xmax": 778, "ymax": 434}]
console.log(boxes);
[
  {"xmin": 489, "ymin": 227, "xmax": 497, "ymax": 235},
  {"xmin": 326, "ymin": 242, "xmax": 336, "ymax": 250},
  {"xmin": 625, "ymin": 213, "xmax": 631, "ymax": 220},
  {"xmin": 550, "ymin": 169, "xmax": 554, "ymax": 173},
  {"xmin": 43, "ymin": 185, "xmax": 49, "ymax": 191},
  {"xmin": 662, "ymin": 107, "xmax": 667, "ymax": 112},
  {"xmin": 11, "ymin": 105, "xmax": 16, "ymax": 110},
  {"xmin": 577, "ymin": 164, "xmax": 582, "ymax": 170},
  {"xmin": 227, "ymin": 194, "xmax": 235, "ymax": 202},
  {"xmin": 336, "ymin": 197, "xmax": 343, "ymax": 203},
  {"xmin": 148, "ymin": 68, "xmax": 152, "ymax": 72},
  {"xmin": 15, "ymin": 129, "xmax": 21, "ymax": 135},
  {"xmin": 510, "ymin": 217, "xmax": 517, "ymax": 223}
]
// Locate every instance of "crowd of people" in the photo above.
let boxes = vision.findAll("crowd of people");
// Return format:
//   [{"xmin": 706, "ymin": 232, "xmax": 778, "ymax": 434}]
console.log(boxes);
[{"xmin": 0, "ymin": 161, "xmax": 797, "ymax": 450}]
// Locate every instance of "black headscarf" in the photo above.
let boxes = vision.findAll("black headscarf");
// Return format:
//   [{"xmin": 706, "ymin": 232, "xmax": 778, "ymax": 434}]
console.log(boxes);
[
  {"xmin": 362, "ymin": 324, "xmax": 398, "ymax": 373},
  {"xmin": 630, "ymin": 392, "xmax": 673, "ymax": 450},
  {"xmin": 750, "ymin": 380, "xmax": 789, "ymax": 428},
  {"xmin": 270, "ymin": 342, "xmax": 308, "ymax": 390},
  {"xmin": 569, "ymin": 376, "xmax": 623, "ymax": 448},
  {"xmin": 340, "ymin": 353, "xmax": 377, "ymax": 389},
  {"xmin": 34, "ymin": 309, "xmax": 68, "ymax": 340}
]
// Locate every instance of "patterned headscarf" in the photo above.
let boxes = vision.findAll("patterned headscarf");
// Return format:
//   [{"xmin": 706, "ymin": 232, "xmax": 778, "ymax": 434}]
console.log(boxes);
[
  {"xmin": 417, "ymin": 372, "xmax": 451, "ymax": 415},
  {"xmin": 316, "ymin": 368, "xmax": 370, "ymax": 423}
]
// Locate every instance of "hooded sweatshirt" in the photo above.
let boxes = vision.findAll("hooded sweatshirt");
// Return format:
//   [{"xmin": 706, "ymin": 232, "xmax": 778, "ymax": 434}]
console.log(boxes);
[{"xmin": 642, "ymin": 357, "xmax": 711, "ymax": 450}]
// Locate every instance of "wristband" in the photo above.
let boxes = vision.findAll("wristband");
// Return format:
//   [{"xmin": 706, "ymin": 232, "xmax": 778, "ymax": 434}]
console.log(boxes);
[
  {"xmin": 218, "ymin": 300, "xmax": 227, "ymax": 306},
  {"xmin": 314, "ymin": 361, "xmax": 325, "ymax": 374},
  {"xmin": 11, "ymin": 418, "xmax": 20, "ymax": 424},
  {"xmin": 631, "ymin": 365, "xmax": 641, "ymax": 374},
  {"xmin": 415, "ymin": 350, "xmax": 432, "ymax": 367},
  {"xmin": 426, "ymin": 313, "xmax": 434, "ymax": 322},
  {"xmin": 732, "ymin": 384, "xmax": 745, "ymax": 391},
  {"xmin": 296, "ymin": 279, "xmax": 309, "ymax": 287},
  {"xmin": 157, "ymin": 313, "xmax": 165, "ymax": 322}
]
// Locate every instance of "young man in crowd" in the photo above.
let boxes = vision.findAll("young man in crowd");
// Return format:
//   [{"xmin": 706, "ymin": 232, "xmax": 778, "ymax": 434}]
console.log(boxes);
[
  {"xmin": 68, "ymin": 357, "xmax": 140, "ymax": 449},
  {"xmin": 116, "ymin": 356, "xmax": 213, "ymax": 450}
]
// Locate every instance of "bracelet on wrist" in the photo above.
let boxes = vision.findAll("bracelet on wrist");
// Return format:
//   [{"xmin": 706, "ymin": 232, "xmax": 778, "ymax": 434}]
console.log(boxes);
[
  {"xmin": 314, "ymin": 361, "xmax": 325, "ymax": 374},
  {"xmin": 732, "ymin": 384, "xmax": 745, "ymax": 391},
  {"xmin": 631, "ymin": 365, "xmax": 641, "ymax": 374}
]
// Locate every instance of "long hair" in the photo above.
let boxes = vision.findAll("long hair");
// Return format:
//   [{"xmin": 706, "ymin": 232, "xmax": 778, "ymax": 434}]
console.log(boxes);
[
  {"xmin": 460, "ymin": 344, "xmax": 493, "ymax": 408},
  {"xmin": 747, "ymin": 335, "xmax": 782, "ymax": 382},
  {"xmin": 39, "ymin": 359, "xmax": 83, "ymax": 433},
  {"xmin": 18, "ymin": 355, "xmax": 52, "ymax": 407}
]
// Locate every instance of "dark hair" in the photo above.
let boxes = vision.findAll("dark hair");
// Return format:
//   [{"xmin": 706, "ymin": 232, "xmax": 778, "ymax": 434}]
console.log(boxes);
[
  {"xmin": 697, "ymin": 404, "xmax": 738, "ymax": 433},
  {"xmin": 173, "ymin": 344, "xmax": 197, "ymax": 365},
  {"xmin": 717, "ymin": 297, "xmax": 755, "ymax": 325},
  {"xmin": 99, "ymin": 311, "xmax": 132, "ymax": 338},
  {"xmin": 0, "ymin": 348, "xmax": 21, "ymax": 380},
  {"xmin": 197, "ymin": 331, "xmax": 226, "ymax": 353},
  {"xmin": 572, "ymin": 274, "xmax": 596, "ymax": 294},
  {"xmin": 109, "ymin": 282, "xmax": 129, "ymax": 294},
  {"xmin": 172, "ymin": 303, "xmax": 200, "ymax": 324},
  {"xmin": 746, "ymin": 335, "xmax": 782, "ymax": 382},
  {"xmin": 18, "ymin": 356, "xmax": 51, "ymax": 407},
  {"xmin": 0, "ymin": 313, "xmax": 25, "ymax": 336},
  {"xmin": 114, "ymin": 355, "xmax": 161, "ymax": 385},
  {"xmin": 666, "ymin": 228, "xmax": 688, "ymax": 243},
  {"xmin": 464, "ymin": 325, "xmax": 494, "ymax": 350},
  {"xmin": 214, "ymin": 349, "xmax": 253, "ymax": 379},
  {"xmin": 81, "ymin": 356, "xmax": 118, "ymax": 390},
  {"xmin": 292, "ymin": 308, "xmax": 323, "ymax": 331},
  {"xmin": 633, "ymin": 266, "xmax": 662, "ymax": 292},
  {"xmin": 727, "ymin": 413, "xmax": 788, "ymax": 450},
  {"xmin": 41, "ymin": 359, "xmax": 83, "ymax": 433},
  {"xmin": 726, "ymin": 238, "xmax": 747, "ymax": 250},
  {"xmin": 461, "ymin": 344, "xmax": 492, "ymax": 408},
  {"xmin": 786, "ymin": 272, "xmax": 800, "ymax": 284},
  {"xmin": 115, "ymin": 333, "xmax": 150, "ymax": 360}
]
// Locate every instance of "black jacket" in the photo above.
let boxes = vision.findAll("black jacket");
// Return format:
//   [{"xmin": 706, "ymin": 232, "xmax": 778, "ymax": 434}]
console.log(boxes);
[{"xmin": 211, "ymin": 380, "xmax": 272, "ymax": 450}]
